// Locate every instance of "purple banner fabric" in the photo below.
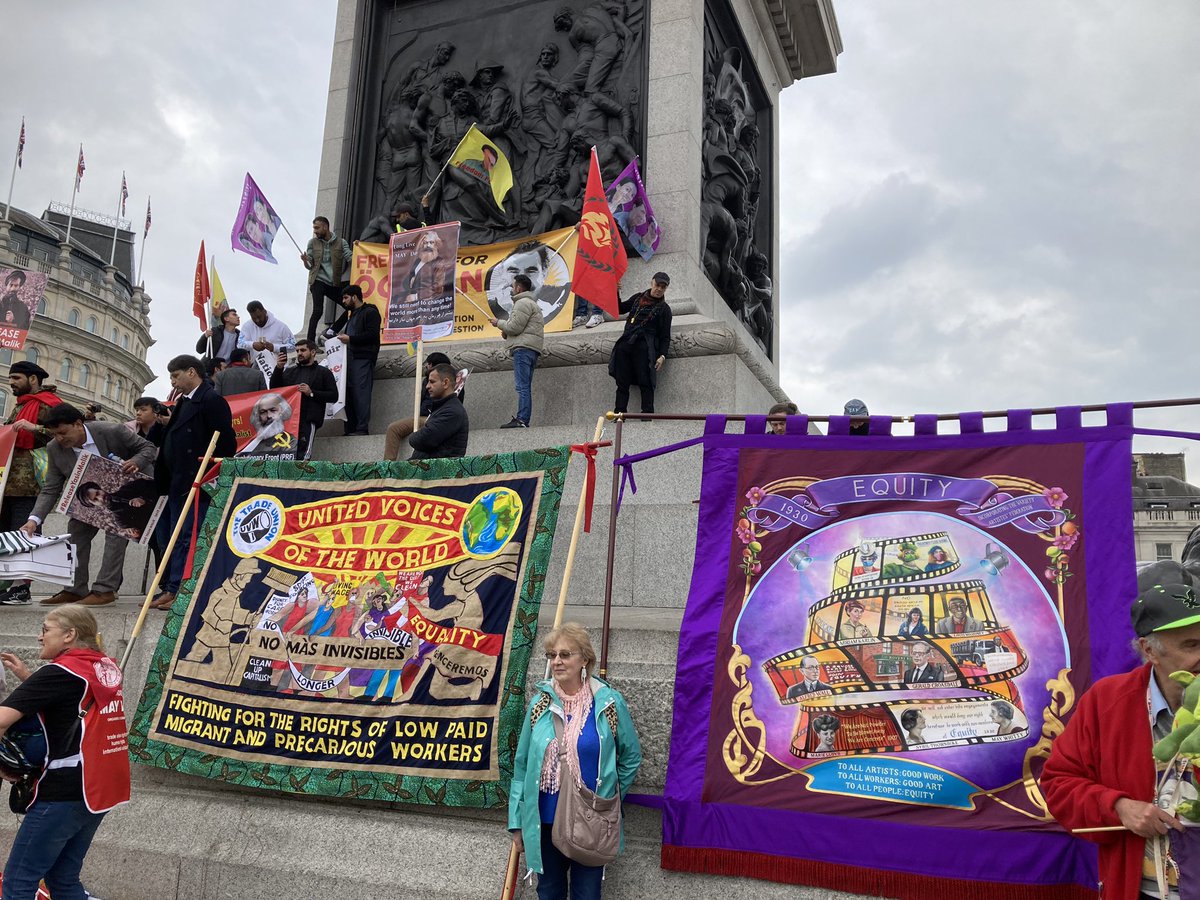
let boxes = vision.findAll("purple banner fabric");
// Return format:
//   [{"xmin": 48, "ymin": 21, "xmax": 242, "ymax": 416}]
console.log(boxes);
[
  {"xmin": 663, "ymin": 417, "xmax": 1136, "ymax": 898},
  {"xmin": 605, "ymin": 159, "xmax": 661, "ymax": 261},
  {"xmin": 230, "ymin": 172, "xmax": 283, "ymax": 264}
]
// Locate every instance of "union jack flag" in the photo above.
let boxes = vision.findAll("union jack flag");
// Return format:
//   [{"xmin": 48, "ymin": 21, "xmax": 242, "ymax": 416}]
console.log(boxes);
[
  {"xmin": 74, "ymin": 144, "xmax": 85, "ymax": 190},
  {"xmin": 119, "ymin": 172, "xmax": 128, "ymax": 216},
  {"xmin": 144, "ymin": 197, "xmax": 151, "ymax": 237},
  {"xmin": 16, "ymin": 119, "xmax": 24, "ymax": 169}
]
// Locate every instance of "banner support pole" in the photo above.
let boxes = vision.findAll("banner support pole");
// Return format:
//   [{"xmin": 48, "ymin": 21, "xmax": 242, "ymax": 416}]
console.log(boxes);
[
  {"xmin": 599, "ymin": 414, "xmax": 623, "ymax": 675},
  {"xmin": 453, "ymin": 285, "xmax": 492, "ymax": 320},
  {"xmin": 502, "ymin": 415, "xmax": 605, "ymax": 900},
  {"xmin": 278, "ymin": 221, "xmax": 305, "ymax": 256},
  {"xmin": 412, "ymin": 340, "xmax": 424, "ymax": 425},
  {"xmin": 119, "ymin": 432, "xmax": 220, "ymax": 672}
]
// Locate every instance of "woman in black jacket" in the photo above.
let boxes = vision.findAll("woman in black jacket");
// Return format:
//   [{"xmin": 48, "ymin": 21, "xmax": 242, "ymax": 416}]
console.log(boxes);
[{"xmin": 608, "ymin": 272, "xmax": 672, "ymax": 414}]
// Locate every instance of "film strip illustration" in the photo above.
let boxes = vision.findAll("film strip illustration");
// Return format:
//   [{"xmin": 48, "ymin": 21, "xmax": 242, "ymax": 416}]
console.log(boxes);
[
  {"xmin": 830, "ymin": 531, "xmax": 961, "ymax": 596},
  {"xmin": 789, "ymin": 690, "xmax": 1030, "ymax": 760},
  {"xmin": 766, "ymin": 532, "xmax": 1031, "ymax": 758},
  {"xmin": 764, "ymin": 629, "xmax": 1027, "ymax": 703}
]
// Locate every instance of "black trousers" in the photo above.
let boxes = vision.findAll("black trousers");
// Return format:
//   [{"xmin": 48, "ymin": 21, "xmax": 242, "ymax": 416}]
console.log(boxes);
[
  {"xmin": 612, "ymin": 341, "xmax": 655, "ymax": 413},
  {"xmin": 344, "ymin": 355, "xmax": 376, "ymax": 434},
  {"xmin": 306, "ymin": 280, "xmax": 346, "ymax": 342}
]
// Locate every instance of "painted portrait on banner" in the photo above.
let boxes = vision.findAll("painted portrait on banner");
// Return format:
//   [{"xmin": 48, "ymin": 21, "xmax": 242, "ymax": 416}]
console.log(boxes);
[{"xmin": 0, "ymin": 267, "xmax": 49, "ymax": 351}]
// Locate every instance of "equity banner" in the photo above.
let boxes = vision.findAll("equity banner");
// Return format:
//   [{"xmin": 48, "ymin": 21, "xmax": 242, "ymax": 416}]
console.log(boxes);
[
  {"xmin": 129, "ymin": 451, "xmax": 568, "ymax": 808},
  {"xmin": 352, "ymin": 225, "xmax": 577, "ymax": 344},
  {"xmin": 661, "ymin": 409, "xmax": 1137, "ymax": 898}
]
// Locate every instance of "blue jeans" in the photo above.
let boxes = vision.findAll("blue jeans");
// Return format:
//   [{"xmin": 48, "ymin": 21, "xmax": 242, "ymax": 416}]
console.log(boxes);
[
  {"xmin": 537, "ymin": 824, "xmax": 604, "ymax": 900},
  {"xmin": 2, "ymin": 800, "xmax": 106, "ymax": 900},
  {"xmin": 163, "ymin": 489, "xmax": 209, "ymax": 594},
  {"xmin": 512, "ymin": 348, "xmax": 538, "ymax": 425},
  {"xmin": 574, "ymin": 296, "xmax": 600, "ymax": 319}
]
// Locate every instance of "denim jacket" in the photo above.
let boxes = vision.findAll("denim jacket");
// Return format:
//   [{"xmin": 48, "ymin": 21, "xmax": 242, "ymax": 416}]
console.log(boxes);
[{"xmin": 508, "ymin": 677, "xmax": 642, "ymax": 875}]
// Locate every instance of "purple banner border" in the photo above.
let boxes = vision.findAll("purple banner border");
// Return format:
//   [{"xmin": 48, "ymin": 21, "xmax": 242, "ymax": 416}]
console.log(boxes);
[{"xmin": 663, "ymin": 418, "xmax": 1136, "ymax": 892}]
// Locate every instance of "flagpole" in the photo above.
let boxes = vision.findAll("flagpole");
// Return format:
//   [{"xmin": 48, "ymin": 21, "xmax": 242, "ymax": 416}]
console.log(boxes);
[
  {"xmin": 454, "ymin": 285, "xmax": 493, "ymax": 319},
  {"xmin": 421, "ymin": 124, "xmax": 473, "ymax": 204},
  {"xmin": 65, "ymin": 144, "xmax": 82, "ymax": 244},
  {"xmin": 411, "ymin": 340, "xmax": 424, "ymax": 425},
  {"xmin": 3, "ymin": 120, "xmax": 20, "ymax": 222},
  {"xmin": 277, "ymin": 220, "xmax": 305, "ymax": 256},
  {"xmin": 108, "ymin": 174, "xmax": 123, "ymax": 267},
  {"xmin": 136, "ymin": 196, "xmax": 149, "ymax": 287}
]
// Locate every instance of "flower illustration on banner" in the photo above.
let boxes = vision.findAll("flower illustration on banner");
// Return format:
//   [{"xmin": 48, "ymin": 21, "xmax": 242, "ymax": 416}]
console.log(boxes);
[
  {"xmin": 1043, "ymin": 516, "xmax": 1081, "ymax": 586},
  {"xmin": 1043, "ymin": 486, "xmax": 1069, "ymax": 509},
  {"xmin": 736, "ymin": 486, "xmax": 767, "ymax": 576}
]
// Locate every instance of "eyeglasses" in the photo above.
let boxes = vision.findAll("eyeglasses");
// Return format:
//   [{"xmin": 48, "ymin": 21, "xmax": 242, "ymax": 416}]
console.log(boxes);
[{"xmin": 544, "ymin": 650, "xmax": 576, "ymax": 660}]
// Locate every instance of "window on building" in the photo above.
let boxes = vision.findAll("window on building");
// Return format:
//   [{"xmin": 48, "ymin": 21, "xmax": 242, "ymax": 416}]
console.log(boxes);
[
  {"xmin": 59, "ymin": 358, "xmax": 72, "ymax": 383},
  {"xmin": 111, "ymin": 327, "xmax": 118, "ymax": 343},
  {"xmin": 115, "ymin": 380, "xmax": 124, "ymax": 404},
  {"xmin": 103, "ymin": 374, "xmax": 112, "ymax": 398},
  {"xmin": 24, "ymin": 347, "xmax": 38, "ymax": 365},
  {"xmin": 36, "ymin": 297, "xmax": 46, "ymax": 315},
  {"xmin": 1148, "ymin": 502, "xmax": 1170, "ymax": 510},
  {"xmin": 86, "ymin": 316, "xmax": 97, "ymax": 334},
  {"xmin": 1156, "ymin": 543, "xmax": 1173, "ymax": 561},
  {"xmin": 122, "ymin": 334, "xmax": 130, "ymax": 350},
  {"xmin": 68, "ymin": 308, "xmax": 80, "ymax": 327},
  {"xmin": 79, "ymin": 364, "xmax": 90, "ymax": 389},
  {"xmin": 0, "ymin": 349, "xmax": 10, "ymax": 365}
]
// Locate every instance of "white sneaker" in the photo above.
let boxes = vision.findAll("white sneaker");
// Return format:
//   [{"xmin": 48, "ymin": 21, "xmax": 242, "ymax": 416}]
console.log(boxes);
[
  {"xmin": 572, "ymin": 316, "xmax": 587, "ymax": 327},
  {"xmin": 585, "ymin": 313, "xmax": 604, "ymax": 328}
]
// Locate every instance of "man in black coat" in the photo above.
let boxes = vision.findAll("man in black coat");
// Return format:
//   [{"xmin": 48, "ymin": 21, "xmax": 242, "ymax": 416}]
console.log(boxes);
[
  {"xmin": 151, "ymin": 354, "xmax": 237, "ymax": 610},
  {"xmin": 334, "ymin": 285, "xmax": 381, "ymax": 436},
  {"xmin": 269, "ymin": 338, "xmax": 339, "ymax": 459},
  {"xmin": 608, "ymin": 271, "xmax": 672, "ymax": 414},
  {"xmin": 408, "ymin": 364, "xmax": 469, "ymax": 460},
  {"xmin": 903, "ymin": 642, "xmax": 946, "ymax": 684}
]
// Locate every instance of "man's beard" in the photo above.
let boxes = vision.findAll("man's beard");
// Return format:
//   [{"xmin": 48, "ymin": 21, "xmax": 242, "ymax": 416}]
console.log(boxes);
[{"xmin": 256, "ymin": 419, "xmax": 285, "ymax": 439}]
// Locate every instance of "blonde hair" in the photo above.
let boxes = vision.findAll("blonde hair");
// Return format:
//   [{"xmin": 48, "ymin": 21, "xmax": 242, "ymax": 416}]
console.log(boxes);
[
  {"xmin": 544, "ymin": 622, "xmax": 596, "ymax": 672},
  {"xmin": 46, "ymin": 604, "xmax": 104, "ymax": 653}
]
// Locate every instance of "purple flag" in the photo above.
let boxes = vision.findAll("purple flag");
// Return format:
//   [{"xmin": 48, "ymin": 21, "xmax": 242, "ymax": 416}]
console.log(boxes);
[
  {"xmin": 605, "ymin": 159, "xmax": 660, "ymax": 261},
  {"xmin": 230, "ymin": 173, "xmax": 283, "ymax": 264}
]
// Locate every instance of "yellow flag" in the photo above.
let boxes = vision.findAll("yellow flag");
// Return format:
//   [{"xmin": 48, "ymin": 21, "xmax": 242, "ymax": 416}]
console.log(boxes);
[
  {"xmin": 448, "ymin": 124, "xmax": 513, "ymax": 210},
  {"xmin": 210, "ymin": 259, "xmax": 228, "ymax": 316}
]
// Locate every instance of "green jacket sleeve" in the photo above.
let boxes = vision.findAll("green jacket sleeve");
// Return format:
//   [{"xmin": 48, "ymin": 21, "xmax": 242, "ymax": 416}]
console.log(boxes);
[
  {"xmin": 613, "ymin": 693, "xmax": 642, "ymax": 798},
  {"xmin": 508, "ymin": 701, "xmax": 534, "ymax": 830}
]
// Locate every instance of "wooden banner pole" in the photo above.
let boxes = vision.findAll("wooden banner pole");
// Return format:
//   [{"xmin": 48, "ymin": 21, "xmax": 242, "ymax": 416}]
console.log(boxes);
[{"xmin": 119, "ymin": 432, "xmax": 221, "ymax": 671}]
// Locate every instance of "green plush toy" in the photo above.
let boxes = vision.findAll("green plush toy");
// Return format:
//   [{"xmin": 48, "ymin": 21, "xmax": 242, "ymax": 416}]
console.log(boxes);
[{"xmin": 1151, "ymin": 670, "xmax": 1200, "ymax": 820}]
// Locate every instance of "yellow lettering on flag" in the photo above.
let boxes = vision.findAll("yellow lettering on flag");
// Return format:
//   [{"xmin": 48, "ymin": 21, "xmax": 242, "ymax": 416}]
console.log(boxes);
[{"xmin": 448, "ymin": 124, "xmax": 513, "ymax": 210}]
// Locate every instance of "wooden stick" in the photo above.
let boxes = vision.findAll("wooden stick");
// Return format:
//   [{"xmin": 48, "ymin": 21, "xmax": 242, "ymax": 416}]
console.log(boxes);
[
  {"xmin": 454, "ymin": 285, "xmax": 493, "ymax": 320},
  {"xmin": 119, "ymin": 432, "xmax": 221, "ymax": 671},
  {"xmin": 550, "ymin": 416, "xmax": 606, "ymax": 631},
  {"xmin": 278, "ymin": 220, "xmax": 305, "ymax": 256},
  {"xmin": 1071, "ymin": 825, "xmax": 1128, "ymax": 833},
  {"xmin": 499, "ymin": 416, "xmax": 605, "ymax": 898},
  {"xmin": 412, "ymin": 340, "xmax": 424, "ymax": 427}
]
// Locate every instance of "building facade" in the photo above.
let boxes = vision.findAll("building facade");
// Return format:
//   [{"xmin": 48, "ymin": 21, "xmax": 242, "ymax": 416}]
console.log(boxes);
[
  {"xmin": 0, "ymin": 205, "xmax": 154, "ymax": 421},
  {"xmin": 1132, "ymin": 452, "xmax": 1200, "ymax": 563}
]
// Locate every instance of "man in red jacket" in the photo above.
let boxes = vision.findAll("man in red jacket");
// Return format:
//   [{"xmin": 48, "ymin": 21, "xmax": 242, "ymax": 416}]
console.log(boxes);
[{"xmin": 1042, "ymin": 560, "xmax": 1200, "ymax": 898}]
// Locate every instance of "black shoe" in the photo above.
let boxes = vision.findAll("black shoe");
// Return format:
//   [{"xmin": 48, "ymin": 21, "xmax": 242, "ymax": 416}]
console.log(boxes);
[
  {"xmin": 500, "ymin": 418, "xmax": 528, "ymax": 429},
  {"xmin": 0, "ymin": 584, "xmax": 32, "ymax": 606}
]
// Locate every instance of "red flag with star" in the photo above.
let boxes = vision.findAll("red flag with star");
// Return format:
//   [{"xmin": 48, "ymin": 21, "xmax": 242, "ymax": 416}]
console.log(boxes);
[
  {"xmin": 193, "ymin": 241, "xmax": 210, "ymax": 331},
  {"xmin": 571, "ymin": 148, "xmax": 627, "ymax": 317}
]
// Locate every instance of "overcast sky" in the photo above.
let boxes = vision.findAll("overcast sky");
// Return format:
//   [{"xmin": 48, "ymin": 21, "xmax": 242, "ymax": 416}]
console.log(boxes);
[{"xmin": 7, "ymin": 2, "xmax": 1199, "ymax": 464}]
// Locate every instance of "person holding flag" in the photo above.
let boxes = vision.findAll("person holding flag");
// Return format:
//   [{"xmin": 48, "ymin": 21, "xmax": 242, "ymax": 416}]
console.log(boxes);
[{"xmin": 301, "ymin": 216, "xmax": 352, "ymax": 343}]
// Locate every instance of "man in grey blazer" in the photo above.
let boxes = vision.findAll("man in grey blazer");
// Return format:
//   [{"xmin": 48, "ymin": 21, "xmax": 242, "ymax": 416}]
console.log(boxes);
[{"xmin": 20, "ymin": 403, "xmax": 157, "ymax": 606}]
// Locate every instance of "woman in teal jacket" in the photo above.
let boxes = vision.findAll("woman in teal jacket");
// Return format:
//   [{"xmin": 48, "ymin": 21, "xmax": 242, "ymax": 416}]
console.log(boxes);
[{"xmin": 508, "ymin": 622, "xmax": 642, "ymax": 899}]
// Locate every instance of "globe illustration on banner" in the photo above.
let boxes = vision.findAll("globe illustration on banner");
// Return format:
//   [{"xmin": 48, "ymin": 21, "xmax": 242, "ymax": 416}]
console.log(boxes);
[
  {"xmin": 463, "ymin": 488, "xmax": 522, "ymax": 557},
  {"xmin": 733, "ymin": 510, "xmax": 1069, "ymax": 792}
]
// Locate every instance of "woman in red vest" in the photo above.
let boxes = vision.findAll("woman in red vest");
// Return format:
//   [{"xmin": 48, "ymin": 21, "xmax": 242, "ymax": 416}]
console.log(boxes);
[{"xmin": 0, "ymin": 604, "xmax": 131, "ymax": 899}]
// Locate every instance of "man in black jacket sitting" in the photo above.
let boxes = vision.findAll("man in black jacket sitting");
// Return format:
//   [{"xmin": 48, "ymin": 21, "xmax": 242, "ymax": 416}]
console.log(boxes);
[
  {"xmin": 269, "ymin": 339, "xmax": 339, "ymax": 459},
  {"xmin": 408, "ymin": 364, "xmax": 468, "ymax": 460}
]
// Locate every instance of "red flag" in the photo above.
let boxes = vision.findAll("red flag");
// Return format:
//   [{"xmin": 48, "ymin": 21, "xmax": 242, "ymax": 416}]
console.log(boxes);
[
  {"xmin": 193, "ymin": 241, "xmax": 210, "ymax": 330},
  {"xmin": 571, "ymin": 148, "xmax": 627, "ymax": 317}
]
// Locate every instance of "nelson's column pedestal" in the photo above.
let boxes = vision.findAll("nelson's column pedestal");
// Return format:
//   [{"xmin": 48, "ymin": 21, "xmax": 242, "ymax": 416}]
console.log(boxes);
[
  {"xmin": 0, "ymin": 4, "xmax": 864, "ymax": 900},
  {"xmin": 313, "ymin": 0, "xmax": 842, "ymax": 618}
]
